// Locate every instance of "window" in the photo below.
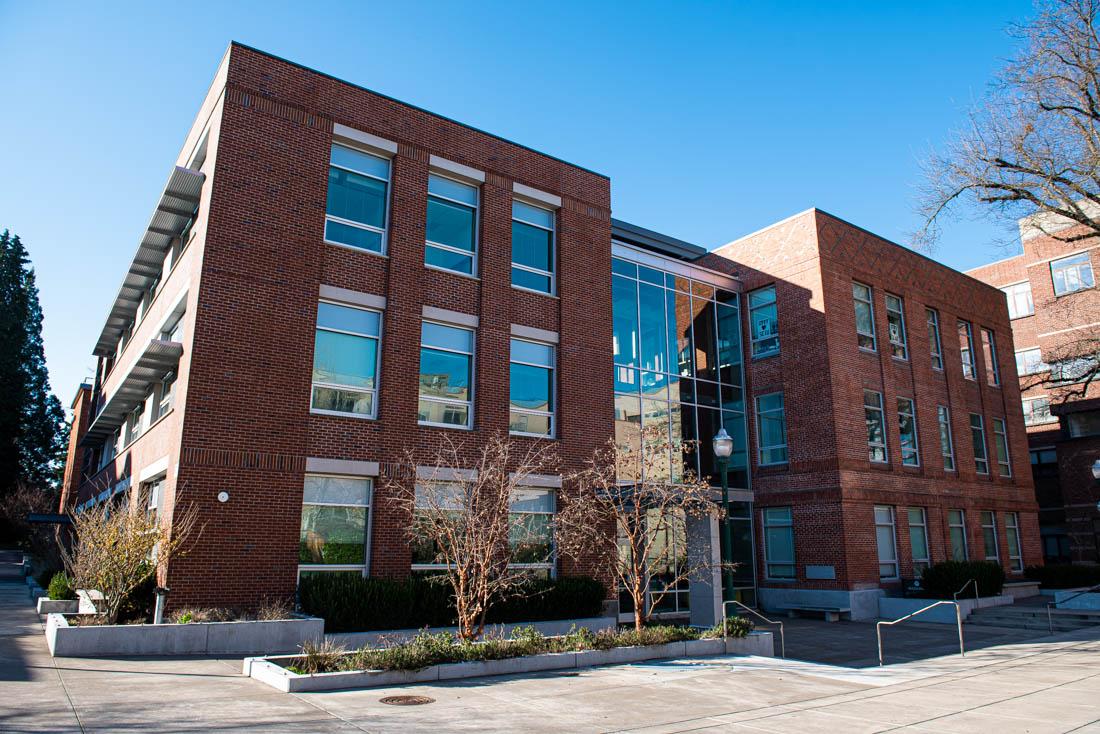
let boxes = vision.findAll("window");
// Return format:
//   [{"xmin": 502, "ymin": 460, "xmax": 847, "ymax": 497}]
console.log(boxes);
[
  {"xmin": 1068, "ymin": 410, "xmax": 1100, "ymax": 437},
  {"xmin": 509, "ymin": 338, "xmax": 555, "ymax": 437},
  {"xmin": 1050, "ymin": 355, "xmax": 1100, "ymax": 385},
  {"xmin": 897, "ymin": 397, "xmax": 920, "ymax": 467},
  {"xmin": 325, "ymin": 144, "xmax": 390, "ymax": 253},
  {"xmin": 971, "ymin": 413, "xmax": 989, "ymax": 474},
  {"xmin": 511, "ymin": 200, "xmax": 555, "ymax": 294},
  {"xmin": 875, "ymin": 506, "xmax": 899, "ymax": 580},
  {"xmin": 958, "ymin": 320, "xmax": 976, "ymax": 380},
  {"xmin": 311, "ymin": 301, "xmax": 381, "ymax": 418},
  {"xmin": 755, "ymin": 392, "xmax": 788, "ymax": 465},
  {"xmin": 155, "ymin": 372, "xmax": 175, "ymax": 420},
  {"xmin": 938, "ymin": 405, "xmax": 956, "ymax": 471},
  {"xmin": 1005, "ymin": 512, "xmax": 1023, "ymax": 572},
  {"xmin": 425, "ymin": 174, "xmax": 478, "ymax": 275},
  {"xmin": 926, "ymin": 308, "xmax": 943, "ymax": 370},
  {"xmin": 981, "ymin": 329, "xmax": 1001, "ymax": 386},
  {"xmin": 299, "ymin": 475, "xmax": 371, "ymax": 571},
  {"xmin": 1015, "ymin": 348, "xmax": 1046, "ymax": 376},
  {"xmin": 124, "ymin": 403, "xmax": 145, "ymax": 446},
  {"xmin": 1023, "ymin": 397, "xmax": 1054, "ymax": 426},
  {"xmin": 144, "ymin": 477, "xmax": 164, "ymax": 520},
  {"xmin": 980, "ymin": 511, "xmax": 999, "ymax": 561},
  {"xmin": 1001, "ymin": 282, "xmax": 1034, "ymax": 319},
  {"xmin": 864, "ymin": 389, "xmax": 887, "ymax": 463},
  {"xmin": 885, "ymin": 294, "xmax": 908, "ymax": 359},
  {"xmin": 908, "ymin": 508, "xmax": 931, "ymax": 574},
  {"xmin": 948, "ymin": 509, "xmax": 969, "ymax": 561},
  {"xmin": 1050, "ymin": 252, "xmax": 1095, "ymax": 296},
  {"xmin": 748, "ymin": 286, "xmax": 779, "ymax": 357},
  {"xmin": 418, "ymin": 321, "xmax": 474, "ymax": 428},
  {"xmin": 762, "ymin": 507, "xmax": 795, "ymax": 579},
  {"xmin": 992, "ymin": 417, "xmax": 1011, "ymax": 477},
  {"xmin": 853, "ymin": 282, "xmax": 876, "ymax": 350},
  {"xmin": 161, "ymin": 309, "xmax": 184, "ymax": 343}
]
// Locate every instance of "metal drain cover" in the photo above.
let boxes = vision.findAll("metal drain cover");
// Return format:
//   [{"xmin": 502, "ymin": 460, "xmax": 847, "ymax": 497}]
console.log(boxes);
[{"xmin": 379, "ymin": 695, "xmax": 435, "ymax": 706}]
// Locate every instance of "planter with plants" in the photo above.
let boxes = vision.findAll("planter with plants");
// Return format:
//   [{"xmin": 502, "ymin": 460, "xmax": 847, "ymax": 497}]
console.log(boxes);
[
  {"xmin": 36, "ymin": 572, "xmax": 78, "ymax": 615},
  {"xmin": 879, "ymin": 561, "xmax": 1013, "ymax": 623}
]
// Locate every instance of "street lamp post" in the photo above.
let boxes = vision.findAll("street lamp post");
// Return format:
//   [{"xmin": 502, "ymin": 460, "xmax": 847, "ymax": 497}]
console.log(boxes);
[{"xmin": 713, "ymin": 428, "xmax": 735, "ymax": 605}]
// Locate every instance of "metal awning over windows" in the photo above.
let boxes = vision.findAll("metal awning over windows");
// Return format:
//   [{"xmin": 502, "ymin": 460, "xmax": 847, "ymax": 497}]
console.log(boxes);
[
  {"xmin": 82, "ymin": 339, "xmax": 183, "ymax": 444},
  {"xmin": 93, "ymin": 166, "xmax": 205, "ymax": 357}
]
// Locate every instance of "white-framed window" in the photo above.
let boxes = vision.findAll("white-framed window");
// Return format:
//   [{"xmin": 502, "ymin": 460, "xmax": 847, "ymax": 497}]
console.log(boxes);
[
  {"xmin": 958, "ymin": 320, "xmax": 976, "ymax": 380},
  {"xmin": 754, "ymin": 392, "xmax": 788, "ymax": 465},
  {"xmin": 298, "ymin": 475, "xmax": 371, "ymax": 574},
  {"xmin": 979, "ymin": 510, "xmax": 999, "ymax": 562},
  {"xmin": 981, "ymin": 328, "xmax": 1001, "ymax": 387},
  {"xmin": 908, "ymin": 507, "xmax": 931, "ymax": 574},
  {"xmin": 161, "ymin": 309, "xmax": 185, "ymax": 343},
  {"xmin": 1051, "ymin": 252, "xmax": 1095, "ymax": 296},
  {"xmin": 762, "ymin": 507, "xmax": 795, "ymax": 580},
  {"xmin": 1067, "ymin": 410, "xmax": 1100, "ymax": 437},
  {"xmin": 124, "ymin": 402, "xmax": 145, "ymax": 446},
  {"xmin": 853, "ymin": 282, "xmax": 877, "ymax": 351},
  {"xmin": 897, "ymin": 397, "xmax": 919, "ymax": 467},
  {"xmin": 509, "ymin": 338, "xmax": 555, "ymax": 437},
  {"xmin": 425, "ymin": 174, "xmax": 478, "ymax": 275},
  {"xmin": 1015, "ymin": 348, "xmax": 1047, "ymax": 376},
  {"xmin": 874, "ymin": 505, "xmax": 899, "ymax": 580},
  {"xmin": 926, "ymin": 307, "xmax": 943, "ymax": 370},
  {"xmin": 885, "ymin": 294, "xmax": 908, "ymax": 360},
  {"xmin": 948, "ymin": 509, "xmax": 969, "ymax": 561},
  {"xmin": 324, "ymin": 143, "xmax": 391, "ymax": 254},
  {"xmin": 1005, "ymin": 512, "xmax": 1023, "ymax": 572},
  {"xmin": 748, "ymin": 285, "xmax": 779, "ymax": 357},
  {"xmin": 511, "ymin": 200, "xmax": 555, "ymax": 294},
  {"xmin": 938, "ymin": 405, "xmax": 956, "ymax": 472},
  {"xmin": 155, "ymin": 372, "xmax": 175, "ymax": 420},
  {"xmin": 418, "ymin": 321, "xmax": 475, "ymax": 429},
  {"xmin": 311, "ymin": 301, "xmax": 382, "ymax": 418},
  {"xmin": 864, "ymin": 389, "xmax": 887, "ymax": 463},
  {"xmin": 992, "ymin": 417, "xmax": 1011, "ymax": 477},
  {"xmin": 143, "ymin": 477, "xmax": 165, "ymax": 520},
  {"xmin": 1001, "ymin": 281, "xmax": 1034, "ymax": 319},
  {"xmin": 1050, "ymin": 355, "xmax": 1100, "ymax": 385},
  {"xmin": 1023, "ymin": 396, "xmax": 1055, "ymax": 426},
  {"xmin": 970, "ymin": 413, "xmax": 989, "ymax": 474}
]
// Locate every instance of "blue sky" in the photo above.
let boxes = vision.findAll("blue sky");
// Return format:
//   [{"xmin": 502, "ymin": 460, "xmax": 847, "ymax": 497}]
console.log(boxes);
[{"xmin": 1, "ymin": 0, "xmax": 1035, "ymax": 406}]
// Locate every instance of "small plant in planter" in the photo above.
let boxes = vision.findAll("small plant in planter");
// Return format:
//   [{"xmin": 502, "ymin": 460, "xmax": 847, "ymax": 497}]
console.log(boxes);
[{"xmin": 47, "ymin": 572, "xmax": 76, "ymax": 601}]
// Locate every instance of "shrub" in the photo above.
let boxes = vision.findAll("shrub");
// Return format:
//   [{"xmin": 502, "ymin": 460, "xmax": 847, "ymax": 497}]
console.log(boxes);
[
  {"xmin": 921, "ymin": 560, "xmax": 1005, "ymax": 599},
  {"xmin": 47, "ymin": 572, "xmax": 76, "ymax": 601},
  {"xmin": 701, "ymin": 615, "xmax": 753, "ymax": 639},
  {"xmin": 1025, "ymin": 564, "xmax": 1100, "ymax": 589}
]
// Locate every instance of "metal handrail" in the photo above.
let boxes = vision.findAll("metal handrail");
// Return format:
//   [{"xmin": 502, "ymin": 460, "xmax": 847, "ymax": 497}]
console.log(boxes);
[
  {"xmin": 722, "ymin": 600, "xmax": 785, "ymax": 658},
  {"xmin": 876, "ymin": 600, "xmax": 964, "ymax": 667},
  {"xmin": 1047, "ymin": 582, "xmax": 1100, "ymax": 634},
  {"xmin": 953, "ymin": 578, "xmax": 979, "ymax": 603}
]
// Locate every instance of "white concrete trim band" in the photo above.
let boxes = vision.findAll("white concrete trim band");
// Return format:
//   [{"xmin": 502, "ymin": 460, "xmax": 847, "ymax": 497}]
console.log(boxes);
[
  {"xmin": 333, "ymin": 123, "xmax": 398, "ymax": 155},
  {"xmin": 305, "ymin": 458, "xmax": 380, "ymax": 477},
  {"xmin": 318, "ymin": 285, "xmax": 387, "ymax": 311},
  {"xmin": 510, "ymin": 324, "xmax": 559, "ymax": 344},
  {"xmin": 513, "ymin": 182, "xmax": 562, "ymax": 208},
  {"xmin": 429, "ymin": 155, "xmax": 486, "ymax": 183},
  {"xmin": 138, "ymin": 456, "xmax": 170, "ymax": 483},
  {"xmin": 422, "ymin": 306, "xmax": 479, "ymax": 328}
]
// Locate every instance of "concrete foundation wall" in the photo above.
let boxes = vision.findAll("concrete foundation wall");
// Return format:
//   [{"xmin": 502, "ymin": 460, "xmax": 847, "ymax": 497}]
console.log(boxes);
[{"xmin": 759, "ymin": 587, "xmax": 884, "ymax": 620}]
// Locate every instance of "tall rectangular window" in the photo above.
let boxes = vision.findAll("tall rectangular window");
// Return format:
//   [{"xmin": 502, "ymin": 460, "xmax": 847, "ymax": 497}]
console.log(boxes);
[
  {"xmin": 325, "ymin": 144, "xmax": 390, "ymax": 253},
  {"xmin": 755, "ymin": 392, "xmax": 788, "ymax": 465},
  {"xmin": 926, "ymin": 307, "xmax": 943, "ymax": 370},
  {"xmin": 1023, "ymin": 396, "xmax": 1054, "ymax": 426},
  {"xmin": 992, "ymin": 417, "xmax": 1011, "ymax": 476},
  {"xmin": 299, "ymin": 475, "xmax": 371, "ymax": 572},
  {"xmin": 1005, "ymin": 512, "xmax": 1023, "ymax": 572},
  {"xmin": 948, "ymin": 509, "xmax": 969, "ymax": 561},
  {"xmin": 864, "ymin": 389, "xmax": 887, "ymax": 463},
  {"xmin": 1001, "ymin": 282, "xmax": 1034, "ymax": 319},
  {"xmin": 509, "ymin": 338, "xmax": 555, "ymax": 437},
  {"xmin": 938, "ymin": 405, "xmax": 956, "ymax": 471},
  {"xmin": 898, "ymin": 397, "xmax": 919, "ymax": 466},
  {"xmin": 885, "ymin": 294, "xmax": 908, "ymax": 359},
  {"xmin": 312, "ymin": 301, "xmax": 381, "ymax": 418},
  {"xmin": 970, "ymin": 413, "xmax": 989, "ymax": 474},
  {"xmin": 981, "ymin": 328, "xmax": 1001, "ymax": 386},
  {"xmin": 1016, "ymin": 348, "xmax": 1046, "ymax": 376},
  {"xmin": 908, "ymin": 507, "xmax": 931, "ymax": 574},
  {"xmin": 509, "ymin": 488, "xmax": 555, "ymax": 573},
  {"xmin": 853, "ymin": 282, "xmax": 877, "ymax": 351},
  {"xmin": 958, "ymin": 320, "xmax": 976, "ymax": 380},
  {"xmin": 762, "ymin": 507, "xmax": 795, "ymax": 579},
  {"xmin": 748, "ymin": 286, "xmax": 779, "ymax": 357},
  {"xmin": 425, "ymin": 174, "xmax": 478, "ymax": 275},
  {"xmin": 980, "ymin": 510, "xmax": 999, "ymax": 561},
  {"xmin": 875, "ymin": 506, "xmax": 899, "ymax": 580},
  {"xmin": 1051, "ymin": 252, "xmax": 1095, "ymax": 296},
  {"xmin": 511, "ymin": 200, "xmax": 555, "ymax": 294},
  {"xmin": 418, "ymin": 321, "xmax": 474, "ymax": 428}
]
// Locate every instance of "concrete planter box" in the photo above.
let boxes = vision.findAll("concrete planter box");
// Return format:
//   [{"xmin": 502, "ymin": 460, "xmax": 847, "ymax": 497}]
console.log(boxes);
[
  {"xmin": 245, "ymin": 631, "xmax": 774, "ymax": 693},
  {"xmin": 45, "ymin": 613, "xmax": 324, "ymax": 658},
  {"xmin": 37, "ymin": 598, "xmax": 78, "ymax": 615},
  {"xmin": 327, "ymin": 616, "xmax": 617, "ymax": 649},
  {"xmin": 878, "ymin": 594, "xmax": 1013, "ymax": 624},
  {"xmin": 1004, "ymin": 581, "xmax": 1042, "ymax": 599},
  {"xmin": 1054, "ymin": 590, "xmax": 1100, "ymax": 610}
]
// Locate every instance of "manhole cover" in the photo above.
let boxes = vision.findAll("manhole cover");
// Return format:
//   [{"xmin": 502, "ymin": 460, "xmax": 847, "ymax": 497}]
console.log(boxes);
[{"xmin": 379, "ymin": 695, "xmax": 435, "ymax": 706}]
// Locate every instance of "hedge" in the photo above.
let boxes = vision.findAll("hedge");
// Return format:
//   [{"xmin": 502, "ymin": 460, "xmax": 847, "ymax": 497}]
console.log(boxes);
[
  {"xmin": 920, "ymin": 560, "xmax": 1005, "ymax": 600},
  {"xmin": 1025, "ymin": 564, "xmax": 1100, "ymax": 589},
  {"xmin": 298, "ymin": 573, "xmax": 606, "ymax": 633}
]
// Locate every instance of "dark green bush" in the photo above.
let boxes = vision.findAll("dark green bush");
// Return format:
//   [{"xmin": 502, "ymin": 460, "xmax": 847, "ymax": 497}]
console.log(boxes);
[
  {"xmin": 298, "ymin": 573, "xmax": 606, "ymax": 633},
  {"xmin": 920, "ymin": 560, "xmax": 1005, "ymax": 599},
  {"xmin": 47, "ymin": 572, "xmax": 75, "ymax": 601},
  {"xmin": 1025, "ymin": 564, "xmax": 1100, "ymax": 589}
]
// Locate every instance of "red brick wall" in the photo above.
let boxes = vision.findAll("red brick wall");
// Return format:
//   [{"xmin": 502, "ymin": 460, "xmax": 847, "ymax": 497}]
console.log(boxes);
[{"xmin": 59, "ymin": 386, "xmax": 93, "ymax": 511}]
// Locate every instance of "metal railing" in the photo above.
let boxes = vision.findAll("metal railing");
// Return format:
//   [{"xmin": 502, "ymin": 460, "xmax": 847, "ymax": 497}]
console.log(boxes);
[
  {"xmin": 722, "ymin": 600, "xmax": 785, "ymax": 658},
  {"xmin": 1047, "ymin": 582, "xmax": 1100, "ymax": 634},
  {"xmin": 876, "ymin": 600, "xmax": 964, "ymax": 667},
  {"xmin": 953, "ymin": 578, "xmax": 979, "ymax": 603}
]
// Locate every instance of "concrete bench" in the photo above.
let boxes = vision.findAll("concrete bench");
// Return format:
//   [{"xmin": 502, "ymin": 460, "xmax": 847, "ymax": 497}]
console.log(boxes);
[{"xmin": 777, "ymin": 605, "xmax": 851, "ymax": 622}]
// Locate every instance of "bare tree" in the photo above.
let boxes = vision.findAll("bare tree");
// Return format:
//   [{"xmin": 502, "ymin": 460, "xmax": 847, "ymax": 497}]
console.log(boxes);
[
  {"xmin": 389, "ymin": 434, "xmax": 559, "ymax": 640},
  {"xmin": 557, "ymin": 425, "xmax": 727, "ymax": 631}
]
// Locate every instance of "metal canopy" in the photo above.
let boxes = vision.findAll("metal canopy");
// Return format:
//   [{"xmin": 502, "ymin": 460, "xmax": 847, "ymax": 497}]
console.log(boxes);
[
  {"xmin": 82, "ymin": 339, "xmax": 183, "ymax": 444},
  {"xmin": 93, "ymin": 167, "xmax": 205, "ymax": 357}
]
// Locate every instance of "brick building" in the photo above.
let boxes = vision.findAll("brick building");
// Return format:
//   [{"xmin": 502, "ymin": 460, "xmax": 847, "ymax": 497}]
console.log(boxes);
[
  {"xmin": 968, "ymin": 212, "xmax": 1100, "ymax": 565},
  {"xmin": 63, "ymin": 43, "xmax": 1042, "ymax": 623}
]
